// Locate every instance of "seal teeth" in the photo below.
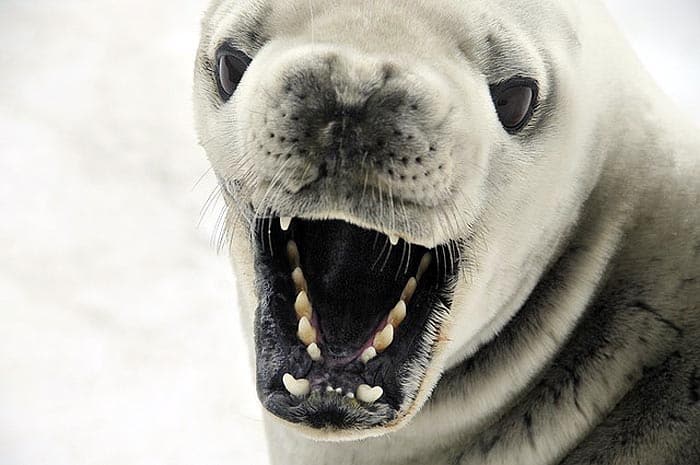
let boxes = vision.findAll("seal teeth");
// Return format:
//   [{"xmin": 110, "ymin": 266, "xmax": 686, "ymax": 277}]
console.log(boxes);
[
  {"xmin": 401, "ymin": 277, "xmax": 418, "ymax": 303},
  {"xmin": 306, "ymin": 342, "xmax": 322, "ymax": 362},
  {"xmin": 388, "ymin": 300, "xmax": 407, "ymax": 327},
  {"xmin": 297, "ymin": 316, "xmax": 317, "ymax": 346},
  {"xmin": 280, "ymin": 229, "xmax": 436, "ymax": 404},
  {"xmin": 373, "ymin": 323, "xmax": 394, "ymax": 353},
  {"xmin": 356, "ymin": 384, "xmax": 383, "ymax": 404},
  {"xmin": 416, "ymin": 253, "xmax": 432, "ymax": 282},
  {"xmin": 282, "ymin": 373, "xmax": 311, "ymax": 397},
  {"xmin": 280, "ymin": 216, "xmax": 292, "ymax": 231},
  {"xmin": 360, "ymin": 346, "xmax": 377, "ymax": 364},
  {"xmin": 292, "ymin": 267, "xmax": 307, "ymax": 293},
  {"xmin": 287, "ymin": 240, "xmax": 300, "ymax": 269},
  {"xmin": 294, "ymin": 291, "xmax": 313, "ymax": 320}
]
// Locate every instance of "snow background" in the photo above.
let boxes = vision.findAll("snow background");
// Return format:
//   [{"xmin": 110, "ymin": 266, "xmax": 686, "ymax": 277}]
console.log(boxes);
[{"xmin": 0, "ymin": 1, "xmax": 697, "ymax": 464}]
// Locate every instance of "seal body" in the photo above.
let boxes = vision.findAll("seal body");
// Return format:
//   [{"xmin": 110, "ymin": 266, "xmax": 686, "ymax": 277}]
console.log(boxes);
[{"xmin": 193, "ymin": 0, "xmax": 700, "ymax": 463}]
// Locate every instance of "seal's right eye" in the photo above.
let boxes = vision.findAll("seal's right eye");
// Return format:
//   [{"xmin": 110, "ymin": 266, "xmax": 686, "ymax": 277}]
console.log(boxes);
[
  {"xmin": 489, "ymin": 77, "xmax": 539, "ymax": 134},
  {"xmin": 215, "ymin": 45, "xmax": 252, "ymax": 101}
]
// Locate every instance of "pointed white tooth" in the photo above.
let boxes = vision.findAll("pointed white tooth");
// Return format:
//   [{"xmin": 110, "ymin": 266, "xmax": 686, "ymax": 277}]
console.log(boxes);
[
  {"xmin": 346, "ymin": 392, "xmax": 355, "ymax": 399},
  {"xmin": 401, "ymin": 277, "xmax": 418, "ymax": 303},
  {"xmin": 416, "ymin": 253, "xmax": 432, "ymax": 282},
  {"xmin": 356, "ymin": 384, "xmax": 383, "ymax": 404},
  {"xmin": 292, "ymin": 267, "xmax": 306, "ymax": 293},
  {"xmin": 388, "ymin": 300, "xmax": 407, "ymax": 327},
  {"xmin": 282, "ymin": 373, "xmax": 311, "ymax": 397},
  {"xmin": 287, "ymin": 241, "xmax": 300, "ymax": 269},
  {"xmin": 335, "ymin": 387, "xmax": 343, "ymax": 394},
  {"xmin": 280, "ymin": 216, "xmax": 292, "ymax": 231},
  {"xmin": 326, "ymin": 386, "xmax": 335, "ymax": 393},
  {"xmin": 373, "ymin": 324, "xmax": 394, "ymax": 353},
  {"xmin": 360, "ymin": 346, "xmax": 377, "ymax": 364},
  {"xmin": 306, "ymin": 343, "xmax": 322, "ymax": 362},
  {"xmin": 297, "ymin": 316, "xmax": 317, "ymax": 346},
  {"xmin": 294, "ymin": 291, "xmax": 313, "ymax": 320},
  {"xmin": 389, "ymin": 234, "xmax": 399, "ymax": 246}
]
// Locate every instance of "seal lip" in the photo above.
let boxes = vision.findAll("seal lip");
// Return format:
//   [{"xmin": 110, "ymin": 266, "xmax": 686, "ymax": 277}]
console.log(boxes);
[{"xmin": 251, "ymin": 216, "xmax": 461, "ymax": 432}]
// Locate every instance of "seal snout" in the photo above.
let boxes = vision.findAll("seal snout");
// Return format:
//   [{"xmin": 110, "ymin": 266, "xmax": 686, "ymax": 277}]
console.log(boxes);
[{"xmin": 248, "ymin": 48, "xmax": 455, "ymax": 205}]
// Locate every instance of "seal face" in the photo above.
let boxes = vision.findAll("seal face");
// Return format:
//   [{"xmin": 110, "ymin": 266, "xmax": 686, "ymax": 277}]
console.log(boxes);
[{"xmin": 193, "ymin": 0, "xmax": 565, "ymax": 438}]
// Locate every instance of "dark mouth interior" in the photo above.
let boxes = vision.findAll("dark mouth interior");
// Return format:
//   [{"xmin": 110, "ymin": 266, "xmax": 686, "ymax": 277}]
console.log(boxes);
[{"xmin": 253, "ymin": 217, "xmax": 460, "ymax": 429}]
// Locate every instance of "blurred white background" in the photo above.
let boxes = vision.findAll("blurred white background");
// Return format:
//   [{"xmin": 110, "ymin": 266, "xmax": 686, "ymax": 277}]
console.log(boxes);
[{"xmin": 0, "ymin": 1, "xmax": 697, "ymax": 464}]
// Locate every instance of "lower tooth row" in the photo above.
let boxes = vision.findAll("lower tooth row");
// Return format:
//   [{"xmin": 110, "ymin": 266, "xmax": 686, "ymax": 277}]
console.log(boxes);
[
  {"xmin": 297, "ymin": 316, "xmax": 317, "ymax": 346},
  {"xmin": 295, "ymin": 291, "xmax": 312, "ymax": 320},
  {"xmin": 280, "ymin": 249, "xmax": 434, "ymax": 406},
  {"xmin": 307, "ymin": 343, "xmax": 322, "ymax": 362},
  {"xmin": 282, "ymin": 374, "xmax": 384, "ymax": 404},
  {"xmin": 373, "ymin": 324, "xmax": 394, "ymax": 353},
  {"xmin": 287, "ymin": 241, "xmax": 300, "ymax": 269},
  {"xmin": 288, "ymin": 243, "xmax": 321, "ymax": 358},
  {"xmin": 282, "ymin": 373, "xmax": 311, "ymax": 397},
  {"xmin": 356, "ymin": 384, "xmax": 384, "ymax": 403},
  {"xmin": 360, "ymin": 346, "xmax": 377, "ymax": 364}
]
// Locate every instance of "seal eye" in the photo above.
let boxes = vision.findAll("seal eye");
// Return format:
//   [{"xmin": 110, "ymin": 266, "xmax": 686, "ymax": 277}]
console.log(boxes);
[
  {"xmin": 215, "ymin": 46, "xmax": 252, "ymax": 101},
  {"xmin": 490, "ymin": 78, "xmax": 538, "ymax": 133}
]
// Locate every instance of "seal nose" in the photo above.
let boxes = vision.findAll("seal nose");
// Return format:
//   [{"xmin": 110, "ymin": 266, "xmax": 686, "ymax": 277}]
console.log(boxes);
[{"xmin": 248, "ymin": 48, "xmax": 452, "ymax": 201}]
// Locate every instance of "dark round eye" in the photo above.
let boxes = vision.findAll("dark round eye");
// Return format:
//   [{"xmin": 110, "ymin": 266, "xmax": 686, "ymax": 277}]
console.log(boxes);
[
  {"xmin": 489, "ymin": 78, "xmax": 538, "ymax": 133},
  {"xmin": 215, "ymin": 45, "xmax": 252, "ymax": 101}
]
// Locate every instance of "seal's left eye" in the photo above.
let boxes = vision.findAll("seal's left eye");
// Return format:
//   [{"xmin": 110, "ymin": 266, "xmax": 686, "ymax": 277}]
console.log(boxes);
[
  {"xmin": 215, "ymin": 46, "xmax": 252, "ymax": 101},
  {"xmin": 490, "ymin": 78, "xmax": 538, "ymax": 134}
]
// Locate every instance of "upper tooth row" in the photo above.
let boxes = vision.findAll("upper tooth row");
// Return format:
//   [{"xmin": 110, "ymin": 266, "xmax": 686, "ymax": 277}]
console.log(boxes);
[
  {"xmin": 282, "ymin": 373, "xmax": 384, "ymax": 404},
  {"xmin": 280, "ymin": 217, "xmax": 407, "ymax": 248}
]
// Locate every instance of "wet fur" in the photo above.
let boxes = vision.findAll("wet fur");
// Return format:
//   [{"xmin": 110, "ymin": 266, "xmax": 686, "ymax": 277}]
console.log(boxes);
[{"xmin": 193, "ymin": 0, "xmax": 700, "ymax": 463}]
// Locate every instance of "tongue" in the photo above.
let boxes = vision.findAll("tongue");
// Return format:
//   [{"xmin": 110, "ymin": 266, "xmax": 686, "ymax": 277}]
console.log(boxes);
[{"xmin": 295, "ymin": 220, "xmax": 420, "ymax": 352}]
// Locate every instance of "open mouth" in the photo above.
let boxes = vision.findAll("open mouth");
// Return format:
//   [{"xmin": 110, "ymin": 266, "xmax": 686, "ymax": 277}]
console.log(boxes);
[{"xmin": 252, "ymin": 216, "xmax": 461, "ymax": 433}]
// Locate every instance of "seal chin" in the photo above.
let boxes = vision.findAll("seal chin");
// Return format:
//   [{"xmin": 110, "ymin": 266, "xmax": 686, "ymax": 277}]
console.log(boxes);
[{"xmin": 252, "ymin": 216, "xmax": 461, "ymax": 436}]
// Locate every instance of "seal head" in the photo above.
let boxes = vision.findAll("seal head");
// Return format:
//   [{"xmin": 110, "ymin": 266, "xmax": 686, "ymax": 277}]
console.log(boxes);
[{"xmin": 194, "ymin": 0, "xmax": 587, "ymax": 440}]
